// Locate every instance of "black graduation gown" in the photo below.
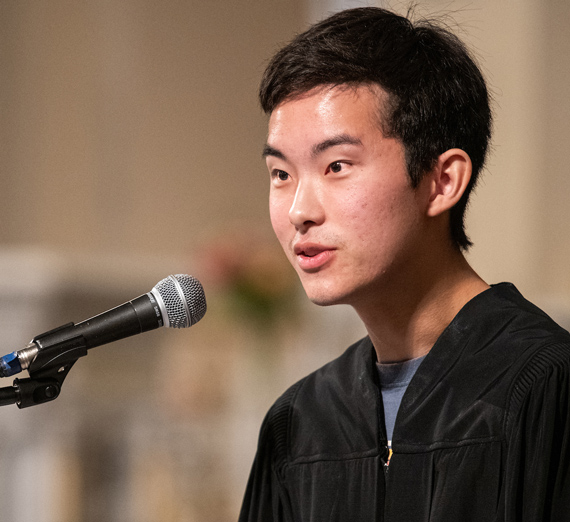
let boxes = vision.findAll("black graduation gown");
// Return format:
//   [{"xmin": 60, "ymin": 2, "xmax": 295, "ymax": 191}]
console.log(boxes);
[{"xmin": 239, "ymin": 283, "xmax": 570, "ymax": 521}]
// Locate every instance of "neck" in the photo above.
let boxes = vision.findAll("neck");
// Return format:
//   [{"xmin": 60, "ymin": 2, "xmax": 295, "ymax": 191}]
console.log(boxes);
[{"xmin": 354, "ymin": 249, "xmax": 488, "ymax": 364}]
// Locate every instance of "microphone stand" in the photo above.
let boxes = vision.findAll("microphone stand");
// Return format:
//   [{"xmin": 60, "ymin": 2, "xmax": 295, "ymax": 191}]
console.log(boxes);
[{"xmin": 0, "ymin": 323, "xmax": 88, "ymax": 408}]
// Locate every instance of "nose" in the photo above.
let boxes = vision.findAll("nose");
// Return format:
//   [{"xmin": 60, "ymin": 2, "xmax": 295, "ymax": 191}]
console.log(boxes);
[{"xmin": 288, "ymin": 179, "xmax": 324, "ymax": 231}]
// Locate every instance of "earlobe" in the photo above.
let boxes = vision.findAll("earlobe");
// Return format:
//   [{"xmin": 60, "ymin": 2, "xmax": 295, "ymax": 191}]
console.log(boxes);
[{"xmin": 426, "ymin": 149, "xmax": 472, "ymax": 217}]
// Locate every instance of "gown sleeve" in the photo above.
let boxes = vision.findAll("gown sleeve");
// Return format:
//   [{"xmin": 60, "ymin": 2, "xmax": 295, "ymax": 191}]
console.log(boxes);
[
  {"xmin": 504, "ymin": 342, "xmax": 570, "ymax": 521},
  {"xmin": 238, "ymin": 386, "xmax": 297, "ymax": 522}
]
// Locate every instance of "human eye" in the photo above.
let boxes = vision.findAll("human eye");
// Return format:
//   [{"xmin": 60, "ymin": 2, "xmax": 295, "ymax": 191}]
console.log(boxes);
[
  {"xmin": 270, "ymin": 169, "xmax": 290, "ymax": 182},
  {"xmin": 325, "ymin": 161, "xmax": 347, "ymax": 175}
]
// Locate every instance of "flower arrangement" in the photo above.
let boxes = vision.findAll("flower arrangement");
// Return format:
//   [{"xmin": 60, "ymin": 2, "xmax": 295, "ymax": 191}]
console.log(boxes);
[{"xmin": 197, "ymin": 230, "xmax": 300, "ymax": 333}]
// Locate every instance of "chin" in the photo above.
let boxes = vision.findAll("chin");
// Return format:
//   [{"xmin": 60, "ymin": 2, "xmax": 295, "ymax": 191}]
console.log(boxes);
[
  {"xmin": 301, "ymin": 275, "xmax": 375, "ymax": 308},
  {"xmin": 307, "ymin": 296, "xmax": 338, "ymax": 307},
  {"xmin": 297, "ymin": 268, "xmax": 365, "ymax": 306},
  {"xmin": 303, "ymin": 285, "xmax": 351, "ymax": 307}
]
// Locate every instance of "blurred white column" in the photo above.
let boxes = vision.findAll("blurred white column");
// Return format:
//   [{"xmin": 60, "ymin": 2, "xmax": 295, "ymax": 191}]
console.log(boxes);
[{"xmin": 0, "ymin": 248, "xmax": 78, "ymax": 522}]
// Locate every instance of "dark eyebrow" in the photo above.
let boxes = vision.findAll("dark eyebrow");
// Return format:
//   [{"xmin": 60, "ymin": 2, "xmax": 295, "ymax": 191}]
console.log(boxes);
[
  {"xmin": 262, "ymin": 144, "xmax": 286, "ymax": 160},
  {"xmin": 311, "ymin": 134, "xmax": 362, "ymax": 158},
  {"xmin": 262, "ymin": 134, "xmax": 362, "ymax": 161}
]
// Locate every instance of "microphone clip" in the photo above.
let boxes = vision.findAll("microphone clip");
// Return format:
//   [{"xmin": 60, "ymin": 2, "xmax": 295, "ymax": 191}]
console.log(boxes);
[{"xmin": 0, "ymin": 323, "xmax": 88, "ymax": 408}]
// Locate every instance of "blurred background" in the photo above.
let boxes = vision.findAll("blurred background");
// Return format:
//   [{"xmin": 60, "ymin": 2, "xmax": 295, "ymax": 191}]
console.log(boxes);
[{"xmin": 0, "ymin": 0, "xmax": 569, "ymax": 520}]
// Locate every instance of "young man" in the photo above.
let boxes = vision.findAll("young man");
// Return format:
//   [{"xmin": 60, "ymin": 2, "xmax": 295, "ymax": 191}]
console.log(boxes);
[{"xmin": 239, "ymin": 8, "xmax": 570, "ymax": 521}]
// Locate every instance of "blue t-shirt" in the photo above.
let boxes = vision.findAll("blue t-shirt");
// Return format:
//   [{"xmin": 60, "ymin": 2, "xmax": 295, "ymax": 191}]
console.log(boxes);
[{"xmin": 376, "ymin": 355, "xmax": 426, "ymax": 446}]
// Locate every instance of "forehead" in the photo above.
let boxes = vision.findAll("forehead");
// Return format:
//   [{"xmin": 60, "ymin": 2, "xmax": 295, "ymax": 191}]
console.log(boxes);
[{"xmin": 267, "ymin": 84, "xmax": 386, "ymax": 145}]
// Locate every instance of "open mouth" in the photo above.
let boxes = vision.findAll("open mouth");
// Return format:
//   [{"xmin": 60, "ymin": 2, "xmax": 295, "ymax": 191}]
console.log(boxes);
[
  {"xmin": 295, "ymin": 244, "xmax": 328, "ymax": 257},
  {"xmin": 294, "ymin": 245, "xmax": 335, "ymax": 270}
]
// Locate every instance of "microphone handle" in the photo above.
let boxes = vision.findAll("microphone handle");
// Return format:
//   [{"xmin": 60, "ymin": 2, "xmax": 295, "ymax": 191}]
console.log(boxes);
[{"xmin": 36, "ymin": 293, "xmax": 164, "ymax": 351}]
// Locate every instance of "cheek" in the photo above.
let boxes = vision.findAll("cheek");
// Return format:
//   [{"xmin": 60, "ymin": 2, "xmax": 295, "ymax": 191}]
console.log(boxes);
[
  {"xmin": 341, "ymin": 187, "xmax": 410, "ymax": 248},
  {"xmin": 338, "ymin": 189, "xmax": 379, "ymax": 237},
  {"xmin": 269, "ymin": 196, "xmax": 291, "ymax": 242}
]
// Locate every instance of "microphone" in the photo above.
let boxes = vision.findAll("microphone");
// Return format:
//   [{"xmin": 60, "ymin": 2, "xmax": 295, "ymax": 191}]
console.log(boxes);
[{"xmin": 0, "ymin": 274, "xmax": 206, "ymax": 378}]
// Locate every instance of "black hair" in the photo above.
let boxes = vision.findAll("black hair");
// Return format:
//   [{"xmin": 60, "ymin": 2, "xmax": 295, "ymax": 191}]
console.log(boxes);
[{"xmin": 259, "ymin": 7, "xmax": 492, "ymax": 250}]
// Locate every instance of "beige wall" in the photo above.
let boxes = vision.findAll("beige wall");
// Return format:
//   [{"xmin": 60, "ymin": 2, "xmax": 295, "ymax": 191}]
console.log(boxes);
[{"xmin": 0, "ymin": 0, "xmax": 302, "ymax": 256}]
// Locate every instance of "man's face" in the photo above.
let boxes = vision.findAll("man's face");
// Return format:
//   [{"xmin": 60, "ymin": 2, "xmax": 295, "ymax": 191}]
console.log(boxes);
[{"xmin": 264, "ymin": 85, "xmax": 430, "ymax": 308}]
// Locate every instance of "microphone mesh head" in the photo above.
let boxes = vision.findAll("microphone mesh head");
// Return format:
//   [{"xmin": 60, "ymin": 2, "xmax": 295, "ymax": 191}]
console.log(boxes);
[{"xmin": 152, "ymin": 274, "xmax": 207, "ymax": 328}]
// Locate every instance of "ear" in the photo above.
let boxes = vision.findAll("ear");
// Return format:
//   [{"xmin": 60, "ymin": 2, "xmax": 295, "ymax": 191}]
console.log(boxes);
[{"xmin": 426, "ymin": 149, "xmax": 472, "ymax": 217}]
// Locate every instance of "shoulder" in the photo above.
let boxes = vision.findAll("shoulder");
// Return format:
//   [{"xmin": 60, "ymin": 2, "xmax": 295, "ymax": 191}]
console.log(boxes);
[
  {"xmin": 261, "ymin": 336, "xmax": 380, "ymax": 467},
  {"xmin": 506, "ymin": 339, "xmax": 570, "ymax": 433},
  {"xmin": 446, "ymin": 283, "xmax": 570, "ymax": 376},
  {"xmin": 475, "ymin": 285, "xmax": 570, "ymax": 420},
  {"xmin": 489, "ymin": 285, "xmax": 570, "ymax": 409},
  {"xmin": 267, "ymin": 335, "xmax": 374, "ymax": 418}
]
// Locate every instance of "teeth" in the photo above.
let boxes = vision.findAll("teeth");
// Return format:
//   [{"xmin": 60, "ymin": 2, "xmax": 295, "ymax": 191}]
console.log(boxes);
[{"xmin": 296, "ymin": 246, "xmax": 324, "ymax": 257}]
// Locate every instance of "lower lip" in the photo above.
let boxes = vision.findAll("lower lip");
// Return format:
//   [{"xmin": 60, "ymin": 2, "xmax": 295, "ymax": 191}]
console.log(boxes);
[{"xmin": 296, "ymin": 250, "xmax": 335, "ymax": 271}]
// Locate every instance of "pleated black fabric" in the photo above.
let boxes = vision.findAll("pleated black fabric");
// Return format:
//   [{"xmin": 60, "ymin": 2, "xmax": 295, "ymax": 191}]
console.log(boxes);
[{"xmin": 239, "ymin": 283, "xmax": 570, "ymax": 521}]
